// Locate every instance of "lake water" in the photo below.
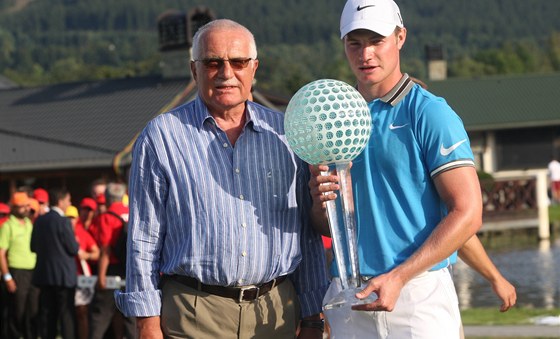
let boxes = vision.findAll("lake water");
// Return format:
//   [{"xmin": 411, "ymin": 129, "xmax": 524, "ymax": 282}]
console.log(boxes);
[{"xmin": 453, "ymin": 237, "xmax": 560, "ymax": 309}]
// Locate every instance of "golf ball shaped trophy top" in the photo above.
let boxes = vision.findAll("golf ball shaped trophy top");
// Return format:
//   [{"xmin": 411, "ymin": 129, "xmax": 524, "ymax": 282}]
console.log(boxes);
[{"xmin": 284, "ymin": 79, "xmax": 377, "ymax": 314}]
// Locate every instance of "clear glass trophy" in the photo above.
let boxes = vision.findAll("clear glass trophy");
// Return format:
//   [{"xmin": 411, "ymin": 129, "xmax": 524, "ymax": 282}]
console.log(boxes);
[{"xmin": 284, "ymin": 79, "xmax": 378, "ymax": 318}]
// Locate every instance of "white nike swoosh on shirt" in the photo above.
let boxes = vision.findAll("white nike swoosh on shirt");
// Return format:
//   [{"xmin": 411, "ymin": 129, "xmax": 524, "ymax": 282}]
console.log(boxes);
[
  {"xmin": 389, "ymin": 123, "xmax": 408, "ymax": 130},
  {"xmin": 440, "ymin": 139, "xmax": 467, "ymax": 156}
]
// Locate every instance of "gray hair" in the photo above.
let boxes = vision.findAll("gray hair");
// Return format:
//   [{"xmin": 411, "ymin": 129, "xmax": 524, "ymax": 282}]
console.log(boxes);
[
  {"xmin": 105, "ymin": 182, "xmax": 126, "ymax": 205},
  {"xmin": 191, "ymin": 19, "xmax": 257, "ymax": 61}
]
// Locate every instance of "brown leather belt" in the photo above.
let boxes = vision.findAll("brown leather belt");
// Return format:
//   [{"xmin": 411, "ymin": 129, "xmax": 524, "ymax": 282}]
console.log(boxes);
[{"xmin": 164, "ymin": 274, "xmax": 287, "ymax": 302}]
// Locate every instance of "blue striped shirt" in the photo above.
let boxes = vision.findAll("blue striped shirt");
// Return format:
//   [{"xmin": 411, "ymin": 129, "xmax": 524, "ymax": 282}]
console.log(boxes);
[{"xmin": 115, "ymin": 96, "xmax": 329, "ymax": 318}]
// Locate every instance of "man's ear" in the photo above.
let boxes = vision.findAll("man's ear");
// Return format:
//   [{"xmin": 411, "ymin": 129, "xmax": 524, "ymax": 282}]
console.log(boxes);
[
  {"xmin": 397, "ymin": 28, "xmax": 407, "ymax": 50},
  {"xmin": 190, "ymin": 61, "xmax": 197, "ymax": 82}
]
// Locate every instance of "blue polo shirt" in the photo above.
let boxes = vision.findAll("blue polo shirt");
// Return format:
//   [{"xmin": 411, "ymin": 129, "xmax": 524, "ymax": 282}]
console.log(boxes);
[{"xmin": 334, "ymin": 74, "xmax": 475, "ymax": 278}]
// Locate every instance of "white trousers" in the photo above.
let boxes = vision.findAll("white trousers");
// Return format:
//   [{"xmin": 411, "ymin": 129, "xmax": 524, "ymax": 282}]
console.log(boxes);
[{"xmin": 323, "ymin": 268, "xmax": 461, "ymax": 339}]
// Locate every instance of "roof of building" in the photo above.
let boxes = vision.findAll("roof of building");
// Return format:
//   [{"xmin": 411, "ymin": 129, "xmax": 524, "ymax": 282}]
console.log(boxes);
[
  {"xmin": 1, "ymin": 72, "xmax": 559, "ymax": 174},
  {"xmin": 0, "ymin": 76, "xmax": 191, "ymax": 172},
  {"xmin": 426, "ymin": 72, "xmax": 560, "ymax": 131},
  {"xmin": 0, "ymin": 75, "xmax": 289, "ymax": 174}
]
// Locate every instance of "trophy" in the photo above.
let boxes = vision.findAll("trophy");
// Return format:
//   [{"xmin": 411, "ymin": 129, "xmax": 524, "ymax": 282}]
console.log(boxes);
[{"xmin": 284, "ymin": 79, "xmax": 377, "ymax": 313}]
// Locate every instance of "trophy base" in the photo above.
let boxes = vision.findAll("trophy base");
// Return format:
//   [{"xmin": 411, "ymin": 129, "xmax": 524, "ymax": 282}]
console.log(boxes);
[
  {"xmin": 323, "ymin": 288, "xmax": 379, "ymax": 338},
  {"xmin": 322, "ymin": 287, "xmax": 378, "ymax": 311}
]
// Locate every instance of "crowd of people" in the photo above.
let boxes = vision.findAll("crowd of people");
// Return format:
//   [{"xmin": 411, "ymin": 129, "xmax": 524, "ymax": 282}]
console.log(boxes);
[{"xmin": 0, "ymin": 180, "xmax": 134, "ymax": 339}]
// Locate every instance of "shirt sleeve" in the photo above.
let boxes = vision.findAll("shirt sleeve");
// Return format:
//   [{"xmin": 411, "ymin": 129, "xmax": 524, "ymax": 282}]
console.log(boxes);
[
  {"xmin": 60, "ymin": 218, "xmax": 79, "ymax": 256},
  {"xmin": 416, "ymin": 98, "xmax": 474, "ymax": 177},
  {"xmin": 115, "ymin": 131, "xmax": 168, "ymax": 317},
  {"xmin": 289, "ymin": 163, "xmax": 330, "ymax": 317},
  {"xmin": 81, "ymin": 229, "xmax": 97, "ymax": 252},
  {"xmin": 0, "ymin": 222, "xmax": 10, "ymax": 250}
]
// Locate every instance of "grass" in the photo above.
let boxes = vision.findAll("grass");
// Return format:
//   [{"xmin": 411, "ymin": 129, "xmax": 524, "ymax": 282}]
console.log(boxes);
[
  {"xmin": 461, "ymin": 308, "xmax": 560, "ymax": 325},
  {"xmin": 462, "ymin": 308, "xmax": 560, "ymax": 339},
  {"xmin": 549, "ymin": 205, "xmax": 560, "ymax": 223}
]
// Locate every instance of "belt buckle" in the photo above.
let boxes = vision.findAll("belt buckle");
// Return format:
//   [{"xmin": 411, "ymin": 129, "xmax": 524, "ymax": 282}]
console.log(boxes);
[{"xmin": 238, "ymin": 285, "xmax": 259, "ymax": 302}]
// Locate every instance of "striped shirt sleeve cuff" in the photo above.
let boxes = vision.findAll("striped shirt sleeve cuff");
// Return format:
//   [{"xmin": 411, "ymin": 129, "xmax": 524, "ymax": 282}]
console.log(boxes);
[
  {"xmin": 298, "ymin": 285, "xmax": 330, "ymax": 318},
  {"xmin": 114, "ymin": 289, "xmax": 162, "ymax": 317},
  {"xmin": 431, "ymin": 159, "xmax": 475, "ymax": 178}
]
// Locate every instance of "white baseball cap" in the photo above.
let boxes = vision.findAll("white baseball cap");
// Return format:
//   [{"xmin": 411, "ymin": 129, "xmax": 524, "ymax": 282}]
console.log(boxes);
[{"xmin": 340, "ymin": 0, "xmax": 404, "ymax": 39}]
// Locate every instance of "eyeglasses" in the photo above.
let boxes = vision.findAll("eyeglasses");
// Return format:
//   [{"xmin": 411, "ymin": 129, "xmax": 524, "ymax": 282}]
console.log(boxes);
[{"xmin": 193, "ymin": 58, "xmax": 254, "ymax": 71}]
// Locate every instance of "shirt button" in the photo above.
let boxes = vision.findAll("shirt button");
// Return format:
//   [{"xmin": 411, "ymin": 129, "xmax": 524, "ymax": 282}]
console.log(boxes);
[
  {"xmin": 239, "ymin": 194, "xmax": 244, "ymax": 200},
  {"xmin": 241, "ymin": 222, "xmax": 247, "ymax": 228},
  {"xmin": 238, "ymin": 279, "xmax": 244, "ymax": 285},
  {"xmin": 235, "ymin": 168, "xmax": 240, "ymax": 173},
  {"xmin": 223, "ymin": 143, "xmax": 228, "ymax": 148},
  {"xmin": 241, "ymin": 251, "xmax": 247, "ymax": 257}
]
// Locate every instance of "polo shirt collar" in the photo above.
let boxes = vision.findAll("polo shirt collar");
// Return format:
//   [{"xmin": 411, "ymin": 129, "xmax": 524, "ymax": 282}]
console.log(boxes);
[{"xmin": 379, "ymin": 73, "xmax": 414, "ymax": 106}]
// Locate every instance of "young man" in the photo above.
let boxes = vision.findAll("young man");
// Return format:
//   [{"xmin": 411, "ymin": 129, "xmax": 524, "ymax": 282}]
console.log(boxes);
[
  {"xmin": 115, "ymin": 19, "xmax": 329, "ymax": 338},
  {"xmin": 309, "ymin": 1, "xmax": 485, "ymax": 338}
]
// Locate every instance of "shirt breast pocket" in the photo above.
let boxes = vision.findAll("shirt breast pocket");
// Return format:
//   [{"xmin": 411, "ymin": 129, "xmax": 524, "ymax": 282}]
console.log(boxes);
[{"xmin": 258, "ymin": 167, "xmax": 294, "ymax": 210}]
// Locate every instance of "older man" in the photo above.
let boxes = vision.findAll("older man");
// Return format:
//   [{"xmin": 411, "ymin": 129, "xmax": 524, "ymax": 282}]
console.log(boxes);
[{"xmin": 115, "ymin": 19, "xmax": 329, "ymax": 339}]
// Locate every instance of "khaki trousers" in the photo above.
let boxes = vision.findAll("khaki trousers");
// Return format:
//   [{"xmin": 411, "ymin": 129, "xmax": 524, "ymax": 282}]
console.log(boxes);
[{"xmin": 161, "ymin": 277, "xmax": 300, "ymax": 339}]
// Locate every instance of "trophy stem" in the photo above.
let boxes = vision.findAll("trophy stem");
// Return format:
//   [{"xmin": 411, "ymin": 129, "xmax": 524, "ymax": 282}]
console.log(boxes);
[
  {"xmin": 321, "ymin": 169, "xmax": 350, "ymax": 290},
  {"xmin": 322, "ymin": 162, "xmax": 377, "ymax": 313},
  {"xmin": 336, "ymin": 162, "xmax": 361, "ymax": 288}
]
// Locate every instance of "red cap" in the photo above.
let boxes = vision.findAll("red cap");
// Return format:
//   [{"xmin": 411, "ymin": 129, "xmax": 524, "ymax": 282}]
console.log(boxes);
[
  {"xmin": 80, "ymin": 197, "xmax": 98, "ymax": 212},
  {"xmin": 33, "ymin": 188, "xmax": 49, "ymax": 204},
  {"xmin": 0, "ymin": 203, "xmax": 9, "ymax": 214},
  {"xmin": 95, "ymin": 193, "xmax": 106, "ymax": 205}
]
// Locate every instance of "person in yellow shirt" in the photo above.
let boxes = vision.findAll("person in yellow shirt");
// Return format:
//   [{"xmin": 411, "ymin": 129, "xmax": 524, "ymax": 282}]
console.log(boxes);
[{"xmin": 0, "ymin": 192, "xmax": 40, "ymax": 339}]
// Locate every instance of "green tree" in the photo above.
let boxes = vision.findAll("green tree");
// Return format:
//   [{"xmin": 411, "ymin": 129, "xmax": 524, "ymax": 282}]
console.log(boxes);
[
  {"xmin": 548, "ymin": 31, "xmax": 560, "ymax": 71},
  {"xmin": 0, "ymin": 28, "xmax": 15, "ymax": 68}
]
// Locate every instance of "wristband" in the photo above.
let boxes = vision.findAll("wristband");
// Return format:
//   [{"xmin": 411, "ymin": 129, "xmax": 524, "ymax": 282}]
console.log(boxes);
[
  {"xmin": 3, "ymin": 273, "xmax": 12, "ymax": 281},
  {"xmin": 300, "ymin": 319, "xmax": 324, "ymax": 332}
]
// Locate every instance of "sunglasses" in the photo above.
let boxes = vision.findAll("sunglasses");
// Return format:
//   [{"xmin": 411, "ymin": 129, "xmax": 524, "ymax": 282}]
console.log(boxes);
[{"xmin": 194, "ymin": 58, "xmax": 254, "ymax": 71}]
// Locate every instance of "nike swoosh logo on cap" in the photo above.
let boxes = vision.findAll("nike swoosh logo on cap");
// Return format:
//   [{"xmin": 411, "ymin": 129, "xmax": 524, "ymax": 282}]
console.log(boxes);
[
  {"xmin": 440, "ymin": 139, "xmax": 467, "ymax": 156},
  {"xmin": 357, "ymin": 5, "xmax": 375, "ymax": 11},
  {"xmin": 389, "ymin": 123, "xmax": 408, "ymax": 130}
]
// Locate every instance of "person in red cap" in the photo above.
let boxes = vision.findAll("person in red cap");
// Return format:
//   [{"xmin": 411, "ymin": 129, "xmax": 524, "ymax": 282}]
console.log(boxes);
[
  {"xmin": 90, "ymin": 179, "xmax": 107, "ymax": 215},
  {"xmin": 71, "ymin": 201, "xmax": 100, "ymax": 339},
  {"xmin": 33, "ymin": 188, "xmax": 50, "ymax": 216},
  {"xmin": 0, "ymin": 192, "xmax": 40, "ymax": 339},
  {"xmin": 0, "ymin": 203, "xmax": 9, "ymax": 226},
  {"xmin": 89, "ymin": 182, "xmax": 134, "ymax": 339},
  {"xmin": 94, "ymin": 193, "xmax": 107, "ymax": 215},
  {"xmin": 79, "ymin": 198, "xmax": 98, "ymax": 232}
]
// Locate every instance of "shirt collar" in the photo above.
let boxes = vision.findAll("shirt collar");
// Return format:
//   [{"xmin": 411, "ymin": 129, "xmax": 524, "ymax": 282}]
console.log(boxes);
[
  {"xmin": 52, "ymin": 206, "xmax": 65, "ymax": 216},
  {"xmin": 379, "ymin": 73, "xmax": 414, "ymax": 106},
  {"xmin": 193, "ymin": 95, "xmax": 263, "ymax": 133}
]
